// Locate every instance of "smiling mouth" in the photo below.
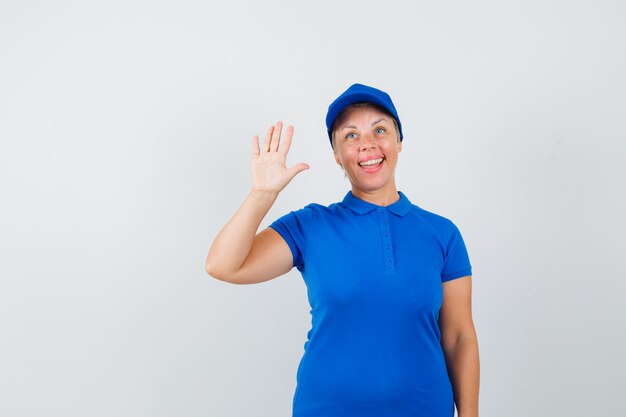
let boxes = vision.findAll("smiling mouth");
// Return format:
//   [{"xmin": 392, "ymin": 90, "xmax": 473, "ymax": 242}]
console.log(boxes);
[{"xmin": 358, "ymin": 157, "xmax": 384, "ymax": 167}]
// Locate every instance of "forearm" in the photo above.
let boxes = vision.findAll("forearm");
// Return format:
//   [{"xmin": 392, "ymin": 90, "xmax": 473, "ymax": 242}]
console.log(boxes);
[
  {"xmin": 205, "ymin": 189, "xmax": 278, "ymax": 279},
  {"xmin": 444, "ymin": 335, "xmax": 480, "ymax": 417}
]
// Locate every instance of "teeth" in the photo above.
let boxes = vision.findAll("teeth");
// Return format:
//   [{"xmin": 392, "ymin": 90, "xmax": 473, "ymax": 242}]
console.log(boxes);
[{"xmin": 359, "ymin": 158, "xmax": 383, "ymax": 166}]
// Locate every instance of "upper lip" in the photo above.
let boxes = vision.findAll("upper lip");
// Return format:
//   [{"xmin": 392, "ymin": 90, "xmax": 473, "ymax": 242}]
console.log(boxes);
[{"xmin": 358, "ymin": 155, "xmax": 385, "ymax": 164}]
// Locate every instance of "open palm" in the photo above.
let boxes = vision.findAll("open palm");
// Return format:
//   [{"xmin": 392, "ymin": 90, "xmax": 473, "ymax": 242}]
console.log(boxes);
[{"xmin": 251, "ymin": 121, "xmax": 309, "ymax": 195}]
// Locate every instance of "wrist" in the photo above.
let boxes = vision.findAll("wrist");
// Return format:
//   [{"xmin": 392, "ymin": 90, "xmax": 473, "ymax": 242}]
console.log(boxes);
[{"xmin": 249, "ymin": 188, "xmax": 279, "ymax": 203}]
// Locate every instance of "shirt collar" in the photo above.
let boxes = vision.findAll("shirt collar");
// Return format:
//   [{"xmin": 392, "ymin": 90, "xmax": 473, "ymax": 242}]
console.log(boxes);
[{"xmin": 341, "ymin": 190, "xmax": 412, "ymax": 216}]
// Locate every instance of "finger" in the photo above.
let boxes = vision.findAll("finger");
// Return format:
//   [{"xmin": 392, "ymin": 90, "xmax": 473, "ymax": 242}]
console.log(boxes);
[
  {"xmin": 286, "ymin": 162, "xmax": 310, "ymax": 181},
  {"xmin": 262, "ymin": 125, "xmax": 274, "ymax": 153},
  {"xmin": 278, "ymin": 125, "xmax": 294, "ymax": 155},
  {"xmin": 270, "ymin": 121, "xmax": 283, "ymax": 152},
  {"xmin": 252, "ymin": 135, "xmax": 260, "ymax": 157}
]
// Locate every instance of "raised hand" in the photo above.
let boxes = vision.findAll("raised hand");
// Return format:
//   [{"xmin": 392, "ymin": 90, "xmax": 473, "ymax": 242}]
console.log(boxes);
[{"xmin": 251, "ymin": 121, "xmax": 310, "ymax": 196}]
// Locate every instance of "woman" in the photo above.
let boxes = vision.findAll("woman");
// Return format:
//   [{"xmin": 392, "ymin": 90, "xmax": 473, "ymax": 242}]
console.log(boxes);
[{"xmin": 206, "ymin": 83, "xmax": 480, "ymax": 417}]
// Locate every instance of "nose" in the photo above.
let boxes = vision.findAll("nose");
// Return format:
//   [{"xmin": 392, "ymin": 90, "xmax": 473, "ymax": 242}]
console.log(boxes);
[{"xmin": 359, "ymin": 133, "xmax": 377, "ymax": 150}]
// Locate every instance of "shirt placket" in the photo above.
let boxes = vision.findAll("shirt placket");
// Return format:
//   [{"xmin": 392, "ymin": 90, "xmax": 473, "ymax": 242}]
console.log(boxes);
[{"xmin": 378, "ymin": 208, "xmax": 396, "ymax": 272}]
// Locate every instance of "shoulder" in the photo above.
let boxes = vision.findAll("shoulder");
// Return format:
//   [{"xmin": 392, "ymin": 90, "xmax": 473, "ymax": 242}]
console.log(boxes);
[
  {"xmin": 295, "ymin": 200, "xmax": 348, "ymax": 216},
  {"xmin": 273, "ymin": 198, "xmax": 358, "ymax": 231},
  {"xmin": 402, "ymin": 201, "xmax": 469, "ymax": 250},
  {"xmin": 270, "ymin": 201, "xmax": 331, "ymax": 230},
  {"xmin": 282, "ymin": 202, "xmax": 326, "ymax": 220},
  {"xmin": 406, "ymin": 203, "xmax": 459, "ymax": 233}
]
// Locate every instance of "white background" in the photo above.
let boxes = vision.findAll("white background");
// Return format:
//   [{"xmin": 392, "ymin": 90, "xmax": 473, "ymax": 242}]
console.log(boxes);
[{"xmin": 1, "ymin": 0, "xmax": 625, "ymax": 416}]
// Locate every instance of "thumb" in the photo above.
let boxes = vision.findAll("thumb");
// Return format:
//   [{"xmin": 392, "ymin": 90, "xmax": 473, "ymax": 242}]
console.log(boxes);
[{"xmin": 286, "ymin": 162, "xmax": 310, "ymax": 180}]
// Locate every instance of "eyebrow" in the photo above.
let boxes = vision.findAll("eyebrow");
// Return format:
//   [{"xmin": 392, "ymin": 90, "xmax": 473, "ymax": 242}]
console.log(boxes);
[{"xmin": 339, "ymin": 118, "xmax": 390, "ymax": 131}]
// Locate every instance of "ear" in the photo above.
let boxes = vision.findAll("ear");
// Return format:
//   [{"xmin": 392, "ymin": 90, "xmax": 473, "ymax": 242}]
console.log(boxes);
[
  {"xmin": 397, "ymin": 138, "xmax": 403, "ymax": 153},
  {"xmin": 333, "ymin": 147, "xmax": 342, "ymax": 167},
  {"xmin": 334, "ymin": 152, "xmax": 342, "ymax": 167}
]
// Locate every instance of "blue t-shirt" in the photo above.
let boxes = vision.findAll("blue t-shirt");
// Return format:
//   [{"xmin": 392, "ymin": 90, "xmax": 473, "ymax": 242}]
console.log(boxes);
[{"xmin": 269, "ymin": 190, "xmax": 472, "ymax": 417}]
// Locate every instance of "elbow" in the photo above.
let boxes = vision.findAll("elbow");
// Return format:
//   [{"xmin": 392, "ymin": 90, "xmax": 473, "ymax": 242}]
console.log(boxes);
[
  {"xmin": 205, "ymin": 250, "xmax": 229, "ymax": 281},
  {"xmin": 441, "ymin": 332, "xmax": 478, "ymax": 356},
  {"xmin": 205, "ymin": 261, "xmax": 240, "ymax": 284},
  {"xmin": 205, "ymin": 261, "xmax": 225, "ymax": 281},
  {"xmin": 205, "ymin": 261, "xmax": 216, "ymax": 278},
  {"xmin": 204, "ymin": 253, "xmax": 223, "ymax": 280}
]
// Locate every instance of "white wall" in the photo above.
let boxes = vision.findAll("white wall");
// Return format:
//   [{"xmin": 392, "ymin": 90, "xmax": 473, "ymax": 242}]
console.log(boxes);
[{"xmin": 1, "ymin": 0, "xmax": 624, "ymax": 416}]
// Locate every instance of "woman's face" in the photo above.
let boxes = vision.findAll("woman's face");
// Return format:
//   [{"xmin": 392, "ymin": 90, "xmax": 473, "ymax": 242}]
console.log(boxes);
[{"xmin": 332, "ymin": 105, "xmax": 402, "ymax": 196}]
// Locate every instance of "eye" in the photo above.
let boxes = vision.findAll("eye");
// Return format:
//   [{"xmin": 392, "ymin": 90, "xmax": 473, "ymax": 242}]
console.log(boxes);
[
  {"xmin": 345, "ymin": 132, "xmax": 358, "ymax": 140},
  {"xmin": 375, "ymin": 127, "xmax": 386, "ymax": 134}
]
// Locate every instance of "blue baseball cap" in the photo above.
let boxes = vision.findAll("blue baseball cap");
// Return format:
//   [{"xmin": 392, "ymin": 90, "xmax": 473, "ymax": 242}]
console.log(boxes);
[{"xmin": 325, "ymin": 83, "xmax": 403, "ymax": 147}]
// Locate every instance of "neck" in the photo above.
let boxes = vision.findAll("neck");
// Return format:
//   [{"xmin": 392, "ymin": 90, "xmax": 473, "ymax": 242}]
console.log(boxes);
[{"xmin": 351, "ymin": 185, "xmax": 400, "ymax": 207}]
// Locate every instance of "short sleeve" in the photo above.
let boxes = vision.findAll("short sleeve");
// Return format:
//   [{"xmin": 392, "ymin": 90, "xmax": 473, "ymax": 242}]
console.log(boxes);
[
  {"xmin": 268, "ymin": 205, "xmax": 315, "ymax": 270},
  {"xmin": 441, "ymin": 220, "xmax": 473, "ymax": 282}
]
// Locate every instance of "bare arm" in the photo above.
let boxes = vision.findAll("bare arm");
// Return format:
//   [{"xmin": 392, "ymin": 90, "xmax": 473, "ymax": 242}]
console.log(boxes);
[
  {"xmin": 439, "ymin": 276, "xmax": 480, "ymax": 417},
  {"xmin": 205, "ymin": 122, "xmax": 309, "ymax": 284}
]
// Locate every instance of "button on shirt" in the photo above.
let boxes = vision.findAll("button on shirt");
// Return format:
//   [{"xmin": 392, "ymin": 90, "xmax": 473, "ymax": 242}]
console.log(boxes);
[{"xmin": 269, "ymin": 190, "xmax": 472, "ymax": 417}]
